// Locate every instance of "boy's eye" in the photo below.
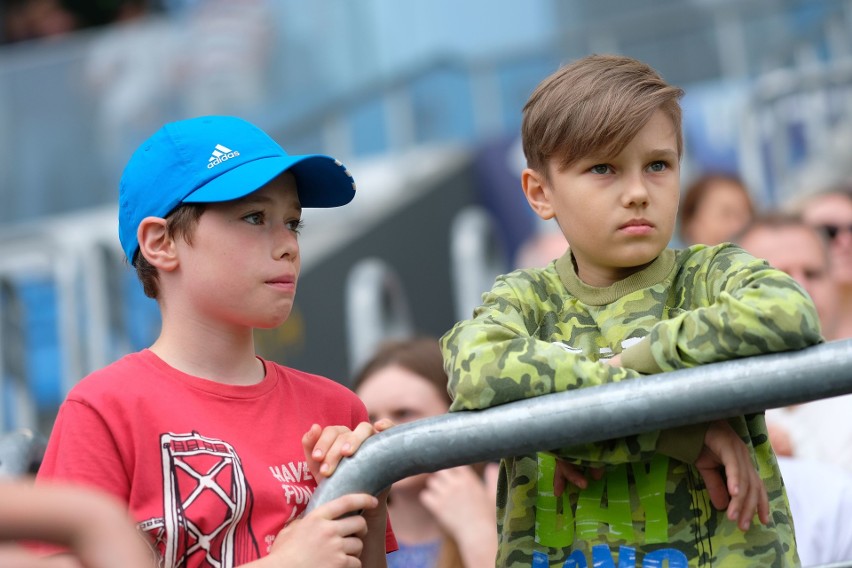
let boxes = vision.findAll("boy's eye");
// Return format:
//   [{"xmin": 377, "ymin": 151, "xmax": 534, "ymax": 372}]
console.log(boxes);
[
  {"xmin": 243, "ymin": 212, "xmax": 264, "ymax": 225},
  {"xmin": 648, "ymin": 161, "xmax": 668, "ymax": 173},
  {"xmin": 287, "ymin": 219, "xmax": 304, "ymax": 234},
  {"xmin": 590, "ymin": 164, "xmax": 611, "ymax": 175}
]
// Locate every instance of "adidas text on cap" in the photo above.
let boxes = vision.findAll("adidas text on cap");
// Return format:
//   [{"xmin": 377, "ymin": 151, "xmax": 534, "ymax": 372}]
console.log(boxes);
[{"xmin": 118, "ymin": 115, "xmax": 356, "ymax": 262}]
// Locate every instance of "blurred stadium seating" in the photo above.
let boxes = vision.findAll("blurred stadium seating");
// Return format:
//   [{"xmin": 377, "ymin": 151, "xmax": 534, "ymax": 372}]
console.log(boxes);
[{"xmin": 3, "ymin": 0, "xmax": 852, "ymax": 435}]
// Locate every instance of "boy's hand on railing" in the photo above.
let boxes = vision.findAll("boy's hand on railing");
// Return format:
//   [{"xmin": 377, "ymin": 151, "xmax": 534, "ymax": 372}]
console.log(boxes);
[
  {"xmin": 696, "ymin": 420, "xmax": 770, "ymax": 531},
  {"xmin": 267, "ymin": 493, "xmax": 377, "ymax": 567},
  {"xmin": 302, "ymin": 419, "xmax": 395, "ymax": 478}
]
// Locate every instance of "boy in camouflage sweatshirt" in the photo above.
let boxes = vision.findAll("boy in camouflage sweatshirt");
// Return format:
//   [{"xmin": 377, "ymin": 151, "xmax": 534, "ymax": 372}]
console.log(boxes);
[{"xmin": 441, "ymin": 55, "xmax": 822, "ymax": 567}]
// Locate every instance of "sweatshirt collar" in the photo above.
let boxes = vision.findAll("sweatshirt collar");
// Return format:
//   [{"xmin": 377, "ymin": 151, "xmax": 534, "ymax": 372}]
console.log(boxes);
[{"xmin": 555, "ymin": 248, "xmax": 676, "ymax": 306}]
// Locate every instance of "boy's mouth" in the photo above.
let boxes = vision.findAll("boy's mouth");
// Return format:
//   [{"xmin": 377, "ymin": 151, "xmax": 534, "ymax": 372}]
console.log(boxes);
[
  {"xmin": 266, "ymin": 275, "xmax": 296, "ymax": 287},
  {"xmin": 618, "ymin": 218, "xmax": 655, "ymax": 235},
  {"xmin": 619, "ymin": 218, "xmax": 654, "ymax": 229}
]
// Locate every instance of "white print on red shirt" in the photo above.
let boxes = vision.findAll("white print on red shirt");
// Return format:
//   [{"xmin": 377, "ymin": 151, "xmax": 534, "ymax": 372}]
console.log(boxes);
[
  {"xmin": 138, "ymin": 431, "xmax": 260, "ymax": 568},
  {"xmin": 269, "ymin": 461, "xmax": 316, "ymax": 522}
]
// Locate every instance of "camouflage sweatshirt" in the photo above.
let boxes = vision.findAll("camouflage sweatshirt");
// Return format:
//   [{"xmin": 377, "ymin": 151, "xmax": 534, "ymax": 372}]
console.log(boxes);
[{"xmin": 441, "ymin": 244, "xmax": 823, "ymax": 568}]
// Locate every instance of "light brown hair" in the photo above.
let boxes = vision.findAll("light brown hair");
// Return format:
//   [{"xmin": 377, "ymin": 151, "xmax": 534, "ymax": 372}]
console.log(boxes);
[
  {"xmin": 352, "ymin": 336, "xmax": 450, "ymax": 405},
  {"xmin": 133, "ymin": 203, "xmax": 206, "ymax": 299},
  {"xmin": 521, "ymin": 54, "xmax": 684, "ymax": 177}
]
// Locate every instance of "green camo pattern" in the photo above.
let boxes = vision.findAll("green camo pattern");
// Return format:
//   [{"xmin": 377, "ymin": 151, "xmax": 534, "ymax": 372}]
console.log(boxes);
[{"xmin": 441, "ymin": 244, "xmax": 822, "ymax": 567}]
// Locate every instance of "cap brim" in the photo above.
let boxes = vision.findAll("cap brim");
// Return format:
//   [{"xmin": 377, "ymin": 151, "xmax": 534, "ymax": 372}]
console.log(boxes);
[{"xmin": 183, "ymin": 154, "xmax": 355, "ymax": 208}]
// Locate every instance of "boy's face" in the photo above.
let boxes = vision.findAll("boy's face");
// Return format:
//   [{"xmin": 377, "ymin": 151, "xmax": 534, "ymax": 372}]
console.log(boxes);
[
  {"xmin": 522, "ymin": 110, "xmax": 680, "ymax": 287},
  {"xmin": 172, "ymin": 172, "xmax": 303, "ymax": 329}
]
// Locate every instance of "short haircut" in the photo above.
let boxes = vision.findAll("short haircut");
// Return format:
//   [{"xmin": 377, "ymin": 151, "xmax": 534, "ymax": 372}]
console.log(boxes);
[
  {"xmin": 521, "ymin": 54, "xmax": 684, "ymax": 177},
  {"xmin": 134, "ymin": 203, "xmax": 206, "ymax": 299},
  {"xmin": 787, "ymin": 183, "xmax": 852, "ymax": 214},
  {"xmin": 734, "ymin": 211, "xmax": 831, "ymax": 266}
]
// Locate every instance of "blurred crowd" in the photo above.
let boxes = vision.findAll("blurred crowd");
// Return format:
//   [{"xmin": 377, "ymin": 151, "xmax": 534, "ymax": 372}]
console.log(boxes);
[{"xmin": 0, "ymin": 0, "xmax": 157, "ymax": 45}]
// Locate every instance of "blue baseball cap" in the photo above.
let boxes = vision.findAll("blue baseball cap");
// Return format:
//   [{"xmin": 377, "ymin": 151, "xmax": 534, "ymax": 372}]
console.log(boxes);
[{"xmin": 118, "ymin": 115, "xmax": 356, "ymax": 262}]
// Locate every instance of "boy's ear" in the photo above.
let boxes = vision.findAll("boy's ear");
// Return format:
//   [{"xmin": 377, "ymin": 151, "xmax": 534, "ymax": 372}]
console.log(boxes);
[
  {"xmin": 137, "ymin": 217, "xmax": 178, "ymax": 271},
  {"xmin": 521, "ymin": 168, "xmax": 555, "ymax": 220}
]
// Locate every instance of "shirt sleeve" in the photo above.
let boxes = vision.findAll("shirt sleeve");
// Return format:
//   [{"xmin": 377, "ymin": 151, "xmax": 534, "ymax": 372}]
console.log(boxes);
[
  {"xmin": 622, "ymin": 246, "xmax": 824, "ymax": 373},
  {"xmin": 441, "ymin": 274, "xmax": 642, "ymax": 411},
  {"xmin": 440, "ymin": 274, "xmax": 678, "ymax": 466},
  {"xmin": 36, "ymin": 399, "xmax": 130, "ymax": 502}
]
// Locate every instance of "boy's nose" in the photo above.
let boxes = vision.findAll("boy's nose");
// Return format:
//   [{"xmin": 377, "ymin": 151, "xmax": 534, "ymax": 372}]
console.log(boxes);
[
  {"xmin": 273, "ymin": 226, "xmax": 299, "ymax": 259},
  {"xmin": 622, "ymin": 175, "xmax": 650, "ymax": 207}
]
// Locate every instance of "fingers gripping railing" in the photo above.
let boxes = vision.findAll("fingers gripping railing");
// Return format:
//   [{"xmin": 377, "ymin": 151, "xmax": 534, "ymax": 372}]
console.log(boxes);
[{"xmin": 306, "ymin": 339, "xmax": 852, "ymax": 513}]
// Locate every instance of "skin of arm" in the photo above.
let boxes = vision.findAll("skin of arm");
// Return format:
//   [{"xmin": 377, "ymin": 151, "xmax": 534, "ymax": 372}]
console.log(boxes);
[{"xmin": 0, "ymin": 480, "xmax": 154, "ymax": 568}]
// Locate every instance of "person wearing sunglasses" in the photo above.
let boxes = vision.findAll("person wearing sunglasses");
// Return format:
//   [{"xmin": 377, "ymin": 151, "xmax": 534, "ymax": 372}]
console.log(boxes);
[{"xmin": 799, "ymin": 187, "xmax": 852, "ymax": 340}]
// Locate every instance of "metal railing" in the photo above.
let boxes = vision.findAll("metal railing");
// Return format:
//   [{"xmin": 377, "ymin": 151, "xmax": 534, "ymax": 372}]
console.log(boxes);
[
  {"xmin": 307, "ymin": 338, "xmax": 852, "ymax": 511},
  {"xmin": 0, "ymin": 428, "xmax": 47, "ymax": 478}
]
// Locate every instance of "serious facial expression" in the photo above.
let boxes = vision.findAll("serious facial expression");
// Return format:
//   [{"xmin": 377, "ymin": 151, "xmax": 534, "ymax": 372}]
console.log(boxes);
[
  {"xmin": 175, "ymin": 173, "xmax": 303, "ymax": 330},
  {"xmin": 523, "ymin": 109, "xmax": 680, "ymax": 287}
]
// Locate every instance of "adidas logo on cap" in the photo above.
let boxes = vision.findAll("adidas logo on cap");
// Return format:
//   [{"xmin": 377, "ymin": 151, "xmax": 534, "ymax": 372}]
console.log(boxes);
[{"xmin": 208, "ymin": 144, "xmax": 240, "ymax": 168}]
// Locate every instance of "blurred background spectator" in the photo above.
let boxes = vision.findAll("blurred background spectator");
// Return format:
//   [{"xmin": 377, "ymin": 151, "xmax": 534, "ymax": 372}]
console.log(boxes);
[
  {"xmin": 678, "ymin": 172, "xmax": 756, "ymax": 247},
  {"xmin": 353, "ymin": 337, "xmax": 498, "ymax": 568},
  {"xmin": 737, "ymin": 214, "xmax": 852, "ymax": 471},
  {"xmin": 1, "ymin": 0, "xmax": 158, "ymax": 44},
  {"xmin": 736, "ymin": 213, "xmax": 852, "ymax": 565},
  {"xmin": 1, "ymin": 0, "xmax": 79, "ymax": 44},
  {"xmin": 796, "ymin": 187, "xmax": 852, "ymax": 339},
  {"xmin": 737, "ymin": 213, "xmax": 840, "ymax": 340}
]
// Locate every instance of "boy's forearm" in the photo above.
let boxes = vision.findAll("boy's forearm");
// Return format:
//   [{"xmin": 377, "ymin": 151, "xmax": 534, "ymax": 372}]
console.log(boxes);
[
  {"xmin": 444, "ymin": 324, "xmax": 640, "ymax": 412},
  {"xmin": 360, "ymin": 506, "xmax": 389, "ymax": 568},
  {"xmin": 653, "ymin": 257, "xmax": 821, "ymax": 372}
]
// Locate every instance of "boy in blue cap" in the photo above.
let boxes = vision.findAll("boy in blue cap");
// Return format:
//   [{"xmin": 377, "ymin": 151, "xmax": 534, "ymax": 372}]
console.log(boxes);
[{"xmin": 35, "ymin": 116, "xmax": 396, "ymax": 567}]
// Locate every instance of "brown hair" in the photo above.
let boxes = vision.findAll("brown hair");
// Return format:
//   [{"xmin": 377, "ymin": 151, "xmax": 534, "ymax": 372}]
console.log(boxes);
[
  {"xmin": 133, "ymin": 203, "xmax": 206, "ymax": 299},
  {"xmin": 352, "ymin": 336, "xmax": 450, "ymax": 406},
  {"xmin": 679, "ymin": 172, "xmax": 755, "ymax": 241},
  {"xmin": 521, "ymin": 54, "xmax": 684, "ymax": 177}
]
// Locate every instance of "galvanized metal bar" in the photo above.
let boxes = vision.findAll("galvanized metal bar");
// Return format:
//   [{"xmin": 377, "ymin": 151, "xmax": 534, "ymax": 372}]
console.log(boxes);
[
  {"xmin": 0, "ymin": 429, "xmax": 47, "ymax": 478},
  {"xmin": 306, "ymin": 339, "xmax": 852, "ymax": 513}
]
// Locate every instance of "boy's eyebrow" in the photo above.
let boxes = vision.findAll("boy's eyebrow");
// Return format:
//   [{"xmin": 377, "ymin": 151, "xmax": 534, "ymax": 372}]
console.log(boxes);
[
  {"xmin": 238, "ymin": 193, "xmax": 303, "ymax": 212},
  {"xmin": 649, "ymin": 147, "xmax": 679, "ymax": 158}
]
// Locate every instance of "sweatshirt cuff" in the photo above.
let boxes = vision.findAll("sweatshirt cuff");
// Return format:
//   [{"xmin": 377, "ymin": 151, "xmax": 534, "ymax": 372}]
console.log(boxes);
[
  {"xmin": 619, "ymin": 337, "xmax": 663, "ymax": 374},
  {"xmin": 656, "ymin": 423, "xmax": 709, "ymax": 464}
]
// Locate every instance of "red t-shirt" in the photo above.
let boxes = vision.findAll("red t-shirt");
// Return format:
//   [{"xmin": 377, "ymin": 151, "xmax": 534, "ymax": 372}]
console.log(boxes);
[{"xmin": 37, "ymin": 349, "xmax": 396, "ymax": 566}]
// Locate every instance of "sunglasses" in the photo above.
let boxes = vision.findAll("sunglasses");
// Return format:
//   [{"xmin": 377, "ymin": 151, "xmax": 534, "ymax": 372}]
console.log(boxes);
[{"xmin": 816, "ymin": 223, "xmax": 852, "ymax": 241}]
